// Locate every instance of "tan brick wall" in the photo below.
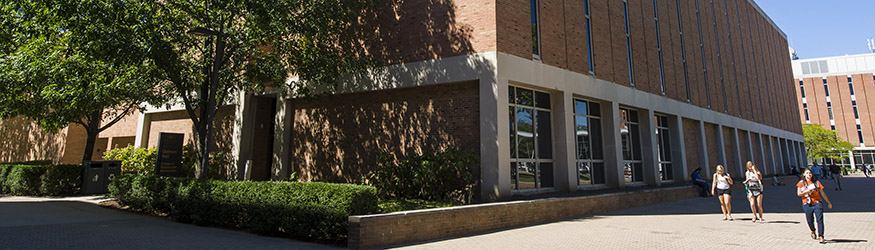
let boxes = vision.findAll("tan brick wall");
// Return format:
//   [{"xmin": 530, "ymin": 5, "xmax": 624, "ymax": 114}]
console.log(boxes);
[
  {"xmin": 0, "ymin": 117, "xmax": 68, "ymax": 164},
  {"xmin": 291, "ymin": 81, "xmax": 480, "ymax": 183},
  {"xmin": 496, "ymin": 0, "xmax": 530, "ymax": 60},
  {"xmin": 348, "ymin": 185, "xmax": 701, "ymax": 249}
]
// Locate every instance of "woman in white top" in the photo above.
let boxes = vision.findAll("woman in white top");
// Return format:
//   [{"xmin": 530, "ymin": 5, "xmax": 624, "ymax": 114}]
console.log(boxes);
[
  {"xmin": 711, "ymin": 165, "xmax": 734, "ymax": 220},
  {"xmin": 743, "ymin": 161, "xmax": 764, "ymax": 223}
]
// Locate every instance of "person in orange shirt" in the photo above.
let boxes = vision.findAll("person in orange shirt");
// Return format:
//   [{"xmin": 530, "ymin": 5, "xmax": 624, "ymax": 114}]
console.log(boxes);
[{"xmin": 797, "ymin": 168, "xmax": 833, "ymax": 244}]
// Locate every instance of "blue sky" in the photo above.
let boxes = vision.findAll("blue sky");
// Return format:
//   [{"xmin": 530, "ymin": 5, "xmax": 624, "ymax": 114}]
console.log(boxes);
[{"xmin": 756, "ymin": 0, "xmax": 875, "ymax": 59}]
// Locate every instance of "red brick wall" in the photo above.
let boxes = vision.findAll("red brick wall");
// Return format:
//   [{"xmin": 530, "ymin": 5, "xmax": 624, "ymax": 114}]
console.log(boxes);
[
  {"xmin": 858, "ymin": 74, "xmax": 875, "ymax": 146},
  {"xmin": 370, "ymin": 0, "xmax": 495, "ymax": 64},
  {"xmin": 291, "ymin": 81, "xmax": 480, "ymax": 183},
  {"xmin": 723, "ymin": 126, "xmax": 736, "ymax": 173},
  {"xmin": 493, "ymin": 0, "xmax": 800, "ymax": 134},
  {"xmin": 705, "ymin": 123, "xmax": 719, "ymax": 174},
  {"xmin": 683, "ymin": 118, "xmax": 700, "ymax": 172}
]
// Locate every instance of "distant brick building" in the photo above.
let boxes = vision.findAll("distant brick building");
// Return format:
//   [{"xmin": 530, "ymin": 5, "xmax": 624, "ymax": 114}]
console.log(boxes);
[
  {"xmin": 792, "ymin": 53, "xmax": 875, "ymax": 168},
  {"xmin": 1, "ymin": 0, "xmax": 804, "ymax": 202}
]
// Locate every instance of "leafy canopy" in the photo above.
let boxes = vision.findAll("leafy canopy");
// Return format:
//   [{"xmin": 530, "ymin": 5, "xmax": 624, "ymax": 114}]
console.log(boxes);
[
  {"xmin": 802, "ymin": 123, "xmax": 855, "ymax": 162},
  {"xmin": 0, "ymin": 0, "xmax": 166, "ymax": 132}
]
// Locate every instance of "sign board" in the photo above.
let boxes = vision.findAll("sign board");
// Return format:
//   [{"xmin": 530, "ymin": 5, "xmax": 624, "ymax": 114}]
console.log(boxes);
[{"xmin": 155, "ymin": 132, "xmax": 184, "ymax": 177}]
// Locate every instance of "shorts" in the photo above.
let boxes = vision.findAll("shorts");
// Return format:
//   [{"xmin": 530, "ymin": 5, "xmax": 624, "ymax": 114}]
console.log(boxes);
[
  {"xmin": 748, "ymin": 189, "xmax": 762, "ymax": 197},
  {"xmin": 716, "ymin": 188, "xmax": 731, "ymax": 196}
]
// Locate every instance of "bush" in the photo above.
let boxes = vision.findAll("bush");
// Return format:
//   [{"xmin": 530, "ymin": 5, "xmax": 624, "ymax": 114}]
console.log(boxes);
[
  {"xmin": 108, "ymin": 175, "xmax": 379, "ymax": 242},
  {"xmin": 40, "ymin": 165, "xmax": 81, "ymax": 196},
  {"xmin": 104, "ymin": 146, "xmax": 157, "ymax": 175},
  {"xmin": 0, "ymin": 164, "xmax": 80, "ymax": 196},
  {"xmin": 367, "ymin": 146, "xmax": 478, "ymax": 203},
  {"xmin": 104, "ymin": 145, "xmax": 228, "ymax": 179}
]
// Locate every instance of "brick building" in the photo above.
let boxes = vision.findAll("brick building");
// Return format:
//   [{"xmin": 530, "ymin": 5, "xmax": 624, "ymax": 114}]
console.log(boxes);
[
  {"xmin": 1, "ymin": 0, "xmax": 804, "ymax": 202},
  {"xmin": 792, "ymin": 53, "xmax": 875, "ymax": 168}
]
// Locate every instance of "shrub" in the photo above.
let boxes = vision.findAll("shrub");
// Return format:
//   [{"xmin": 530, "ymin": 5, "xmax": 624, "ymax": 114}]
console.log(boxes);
[
  {"xmin": 0, "ymin": 164, "xmax": 81, "ymax": 196},
  {"xmin": 104, "ymin": 145, "xmax": 228, "ymax": 179},
  {"xmin": 108, "ymin": 175, "xmax": 379, "ymax": 242},
  {"xmin": 367, "ymin": 146, "xmax": 478, "ymax": 204},
  {"xmin": 40, "ymin": 164, "xmax": 81, "ymax": 196},
  {"xmin": 104, "ymin": 146, "xmax": 157, "ymax": 175},
  {"xmin": 3, "ymin": 165, "xmax": 48, "ymax": 195}
]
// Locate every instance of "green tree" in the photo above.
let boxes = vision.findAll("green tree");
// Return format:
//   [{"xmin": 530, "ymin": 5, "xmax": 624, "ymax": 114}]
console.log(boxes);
[
  {"xmin": 0, "ymin": 0, "xmax": 167, "ymax": 162},
  {"xmin": 803, "ymin": 123, "xmax": 854, "ymax": 163},
  {"xmin": 147, "ymin": 0, "xmax": 377, "ymax": 178}
]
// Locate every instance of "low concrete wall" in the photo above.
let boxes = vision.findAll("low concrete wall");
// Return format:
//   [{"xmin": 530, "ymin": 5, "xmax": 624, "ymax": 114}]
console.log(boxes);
[{"xmin": 348, "ymin": 185, "xmax": 699, "ymax": 249}]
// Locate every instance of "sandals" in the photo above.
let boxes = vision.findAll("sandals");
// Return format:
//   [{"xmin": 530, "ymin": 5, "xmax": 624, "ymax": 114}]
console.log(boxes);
[
  {"xmin": 810, "ymin": 232, "xmax": 817, "ymax": 239},
  {"xmin": 819, "ymin": 237, "xmax": 826, "ymax": 244}
]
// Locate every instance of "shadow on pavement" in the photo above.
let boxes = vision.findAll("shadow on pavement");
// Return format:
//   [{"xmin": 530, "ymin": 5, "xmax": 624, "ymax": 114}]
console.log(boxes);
[
  {"xmin": 606, "ymin": 176, "xmax": 875, "ymax": 216},
  {"xmin": 827, "ymin": 239, "xmax": 868, "ymax": 244}
]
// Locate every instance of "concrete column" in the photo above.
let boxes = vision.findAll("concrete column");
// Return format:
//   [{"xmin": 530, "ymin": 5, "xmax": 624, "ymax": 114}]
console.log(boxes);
[
  {"xmin": 134, "ymin": 112, "xmax": 151, "ymax": 148},
  {"xmin": 603, "ymin": 101, "xmax": 624, "ymax": 188},
  {"xmin": 641, "ymin": 109, "xmax": 659, "ymax": 186},
  {"xmin": 270, "ymin": 97, "xmax": 293, "ymax": 181},
  {"xmin": 775, "ymin": 138, "xmax": 785, "ymax": 175},
  {"xmin": 715, "ymin": 125, "xmax": 727, "ymax": 171},
  {"xmin": 480, "ymin": 76, "xmax": 509, "ymax": 201},
  {"xmin": 731, "ymin": 128, "xmax": 743, "ymax": 176},
  {"xmin": 756, "ymin": 133, "xmax": 767, "ymax": 174},
  {"xmin": 848, "ymin": 150, "xmax": 856, "ymax": 169},
  {"xmin": 231, "ymin": 92, "xmax": 256, "ymax": 180},
  {"xmin": 744, "ymin": 131, "xmax": 755, "ymax": 166},
  {"xmin": 766, "ymin": 136, "xmax": 777, "ymax": 176},
  {"xmin": 669, "ymin": 115, "xmax": 687, "ymax": 182},
  {"xmin": 801, "ymin": 142, "xmax": 809, "ymax": 167},
  {"xmin": 781, "ymin": 139, "xmax": 790, "ymax": 175},
  {"xmin": 697, "ymin": 121, "xmax": 710, "ymax": 177},
  {"xmin": 554, "ymin": 90, "xmax": 575, "ymax": 192},
  {"xmin": 787, "ymin": 139, "xmax": 797, "ymax": 171}
]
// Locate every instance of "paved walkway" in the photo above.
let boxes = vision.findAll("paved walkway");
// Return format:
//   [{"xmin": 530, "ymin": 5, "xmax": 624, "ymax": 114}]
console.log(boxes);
[
  {"xmin": 2, "ymin": 174, "xmax": 873, "ymax": 249},
  {"xmin": 0, "ymin": 196, "xmax": 339, "ymax": 249},
  {"xmin": 393, "ymin": 174, "xmax": 875, "ymax": 249}
]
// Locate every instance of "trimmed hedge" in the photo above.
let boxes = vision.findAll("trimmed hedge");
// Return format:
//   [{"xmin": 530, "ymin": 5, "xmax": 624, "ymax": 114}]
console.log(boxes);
[
  {"xmin": 108, "ymin": 175, "xmax": 379, "ymax": 242},
  {"xmin": 0, "ymin": 164, "xmax": 81, "ymax": 196}
]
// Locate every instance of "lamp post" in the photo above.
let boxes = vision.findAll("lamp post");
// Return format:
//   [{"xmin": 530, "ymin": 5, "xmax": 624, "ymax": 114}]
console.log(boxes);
[{"xmin": 188, "ymin": 26, "xmax": 223, "ymax": 179}]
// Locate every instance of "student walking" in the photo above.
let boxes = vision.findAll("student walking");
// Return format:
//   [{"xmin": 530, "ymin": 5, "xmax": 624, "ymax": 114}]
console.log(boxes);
[
  {"xmin": 711, "ymin": 165, "xmax": 734, "ymax": 221},
  {"xmin": 744, "ymin": 161, "xmax": 764, "ymax": 223},
  {"xmin": 797, "ymin": 168, "xmax": 833, "ymax": 244},
  {"xmin": 828, "ymin": 164, "xmax": 842, "ymax": 190}
]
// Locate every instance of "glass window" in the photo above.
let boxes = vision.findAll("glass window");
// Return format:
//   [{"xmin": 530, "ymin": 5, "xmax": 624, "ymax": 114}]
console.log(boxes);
[
  {"xmin": 575, "ymin": 99, "xmax": 604, "ymax": 186},
  {"xmin": 823, "ymin": 79, "xmax": 830, "ymax": 97},
  {"xmin": 655, "ymin": 115, "xmax": 673, "ymax": 181},
  {"xmin": 584, "ymin": 0, "xmax": 594, "ymax": 73},
  {"xmin": 620, "ymin": 108, "xmax": 643, "ymax": 183},
  {"xmin": 676, "ymin": 0, "xmax": 691, "ymax": 102},
  {"xmin": 509, "ymin": 86, "xmax": 553, "ymax": 190},
  {"xmin": 531, "ymin": 0, "xmax": 540, "ymax": 60},
  {"xmin": 623, "ymin": 0, "xmax": 635, "ymax": 86},
  {"xmin": 652, "ymin": 0, "xmax": 665, "ymax": 94}
]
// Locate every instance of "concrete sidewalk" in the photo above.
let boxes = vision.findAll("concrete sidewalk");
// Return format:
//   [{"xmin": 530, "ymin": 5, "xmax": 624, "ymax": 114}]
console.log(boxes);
[
  {"xmin": 0, "ymin": 195, "xmax": 341, "ymax": 250},
  {"xmin": 393, "ymin": 174, "xmax": 875, "ymax": 249}
]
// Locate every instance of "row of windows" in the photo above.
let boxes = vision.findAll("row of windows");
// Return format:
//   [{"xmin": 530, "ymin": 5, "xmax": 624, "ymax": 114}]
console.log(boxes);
[
  {"xmin": 798, "ymin": 77, "xmax": 867, "ymax": 144},
  {"xmin": 510, "ymin": 86, "xmax": 679, "ymax": 191}
]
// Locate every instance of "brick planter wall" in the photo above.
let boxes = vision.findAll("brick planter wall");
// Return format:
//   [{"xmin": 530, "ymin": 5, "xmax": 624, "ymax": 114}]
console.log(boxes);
[{"xmin": 349, "ymin": 185, "xmax": 699, "ymax": 249}]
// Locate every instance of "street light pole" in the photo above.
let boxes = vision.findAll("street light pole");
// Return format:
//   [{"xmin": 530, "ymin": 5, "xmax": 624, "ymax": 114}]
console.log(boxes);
[{"xmin": 188, "ymin": 27, "xmax": 223, "ymax": 179}]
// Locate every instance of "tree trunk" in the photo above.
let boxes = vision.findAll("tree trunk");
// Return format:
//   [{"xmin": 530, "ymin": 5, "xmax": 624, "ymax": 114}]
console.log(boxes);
[{"xmin": 80, "ymin": 110, "xmax": 103, "ymax": 164}]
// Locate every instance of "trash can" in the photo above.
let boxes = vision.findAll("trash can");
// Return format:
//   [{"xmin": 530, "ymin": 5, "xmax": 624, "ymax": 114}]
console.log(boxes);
[{"xmin": 81, "ymin": 160, "xmax": 122, "ymax": 195}]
